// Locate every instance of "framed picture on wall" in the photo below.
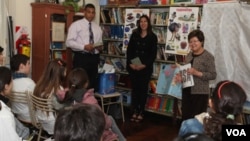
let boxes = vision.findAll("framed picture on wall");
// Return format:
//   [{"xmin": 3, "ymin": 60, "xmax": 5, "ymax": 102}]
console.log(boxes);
[{"xmin": 52, "ymin": 22, "xmax": 65, "ymax": 42}]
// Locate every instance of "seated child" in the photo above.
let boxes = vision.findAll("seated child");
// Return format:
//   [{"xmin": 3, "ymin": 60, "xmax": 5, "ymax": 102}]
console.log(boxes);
[
  {"xmin": 0, "ymin": 66, "xmax": 29, "ymax": 140},
  {"xmin": 178, "ymin": 80, "xmax": 247, "ymax": 141},
  {"xmin": 56, "ymin": 68, "xmax": 126, "ymax": 141},
  {"xmin": 10, "ymin": 54, "xmax": 36, "ymax": 123},
  {"xmin": 33, "ymin": 59, "xmax": 67, "ymax": 135}
]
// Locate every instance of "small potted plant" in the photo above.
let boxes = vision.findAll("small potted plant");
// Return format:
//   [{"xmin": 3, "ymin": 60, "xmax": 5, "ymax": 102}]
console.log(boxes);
[{"xmin": 62, "ymin": 0, "xmax": 81, "ymax": 13}]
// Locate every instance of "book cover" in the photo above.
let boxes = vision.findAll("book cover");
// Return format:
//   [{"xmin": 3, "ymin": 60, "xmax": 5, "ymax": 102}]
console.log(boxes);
[
  {"xmin": 149, "ymin": 79, "xmax": 157, "ymax": 94},
  {"xmin": 156, "ymin": 64, "xmax": 182, "ymax": 99},
  {"xmin": 167, "ymin": 98, "xmax": 174, "ymax": 113},
  {"xmin": 102, "ymin": 26, "xmax": 111, "ymax": 39},
  {"xmin": 153, "ymin": 63, "xmax": 161, "ymax": 78},
  {"xmin": 165, "ymin": 7, "xmax": 199, "ymax": 55},
  {"xmin": 153, "ymin": 97, "xmax": 161, "ymax": 110},
  {"xmin": 161, "ymin": 97, "xmax": 168, "ymax": 112},
  {"xmin": 102, "ymin": 9, "xmax": 112, "ymax": 23},
  {"xmin": 152, "ymin": 27, "xmax": 166, "ymax": 44},
  {"xmin": 108, "ymin": 42, "xmax": 116, "ymax": 55},
  {"xmin": 179, "ymin": 63, "xmax": 194, "ymax": 88},
  {"xmin": 111, "ymin": 58, "xmax": 125, "ymax": 71},
  {"xmin": 131, "ymin": 57, "xmax": 142, "ymax": 65},
  {"xmin": 93, "ymin": 42, "xmax": 103, "ymax": 48},
  {"xmin": 100, "ymin": 9, "xmax": 106, "ymax": 23}
]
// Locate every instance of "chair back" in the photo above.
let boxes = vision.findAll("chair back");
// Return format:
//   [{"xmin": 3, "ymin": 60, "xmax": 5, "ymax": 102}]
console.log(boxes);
[
  {"xmin": 27, "ymin": 93, "xmax": 56, "ymax": 141},
  {"xmin": 7, "ymin": 91, "xmax": 32, "ymax": 122},
  {"xmin": 28, "ymin": 94, "xmax": 56, "ymax": 126},
  {"xmin": 8, "ymin": 91, "xmax": 31, "ymax": 103}
]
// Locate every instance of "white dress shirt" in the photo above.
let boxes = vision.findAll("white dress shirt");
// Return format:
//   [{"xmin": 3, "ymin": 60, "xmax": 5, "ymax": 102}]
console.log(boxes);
[{"xmin": 66, "ymin": 18, "xmax": 103, "ymax": 54}]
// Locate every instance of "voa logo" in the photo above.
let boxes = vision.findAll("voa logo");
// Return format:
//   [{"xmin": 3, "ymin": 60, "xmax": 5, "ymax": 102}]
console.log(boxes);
[{"xmin": 226, "ymin": 129, "xmax": 246, "ymax": 136}]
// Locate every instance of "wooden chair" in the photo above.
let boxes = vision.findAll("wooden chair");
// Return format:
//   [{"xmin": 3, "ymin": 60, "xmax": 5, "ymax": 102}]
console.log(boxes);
[{"xmin": 27, "ymin": 93, "xmax": 56, "ymax": 141}]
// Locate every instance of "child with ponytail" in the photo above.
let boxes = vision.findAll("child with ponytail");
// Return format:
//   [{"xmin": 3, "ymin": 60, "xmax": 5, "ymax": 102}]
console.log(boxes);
[{"xmin": 178, "ymin": 80, "xmax": 247, "ymax": 141}]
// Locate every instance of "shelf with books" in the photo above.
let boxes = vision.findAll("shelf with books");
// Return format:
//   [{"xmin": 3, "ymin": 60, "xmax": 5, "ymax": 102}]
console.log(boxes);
[
  {"xmin": 145, "ymin": 93, "xmax": 182, "ymax": 119},
  {"xmin": 99, "ymin": 4, "xmax": 204, "ymax": 119}
]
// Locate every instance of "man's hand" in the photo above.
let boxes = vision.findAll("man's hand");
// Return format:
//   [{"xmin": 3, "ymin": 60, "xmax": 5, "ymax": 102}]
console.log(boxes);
[
  {"xmin": 95, "ymin": 45, "xmax": 103, "ymax": 52},
  {"xmin": 84, "ymin": 44, "xmax": 95, "ymax": 52}
]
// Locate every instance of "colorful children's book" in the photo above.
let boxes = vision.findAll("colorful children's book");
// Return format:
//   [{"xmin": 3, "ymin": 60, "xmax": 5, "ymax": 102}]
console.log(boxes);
[{"xmin": 156, "ymin": 64, "xmax": 182, "ymax": 99}]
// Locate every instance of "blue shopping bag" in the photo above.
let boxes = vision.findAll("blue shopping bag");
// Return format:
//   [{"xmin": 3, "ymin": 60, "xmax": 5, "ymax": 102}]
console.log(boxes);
[{"xmin": 98, "ymin": 72, "xmax": 116, "ymax": 94}]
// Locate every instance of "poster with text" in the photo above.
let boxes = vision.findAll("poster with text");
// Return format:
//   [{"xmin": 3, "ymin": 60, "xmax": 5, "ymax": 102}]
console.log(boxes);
[
  {"xmin": 165, "ymin": 7, "xmax": 199, "ymax": 55},
  {"xmin": 122, "ymin": 9, "xmax": 150, "ymax": 52}
]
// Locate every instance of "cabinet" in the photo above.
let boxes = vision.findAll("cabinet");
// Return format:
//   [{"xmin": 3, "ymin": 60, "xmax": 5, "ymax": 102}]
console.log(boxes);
[
  {"xmin": 99, "ymin": 4, "xmax": 203, "ymax": 118},
  {"xmin": 31, "ymin": 3, "xmax": 83, "ymax": 82}
]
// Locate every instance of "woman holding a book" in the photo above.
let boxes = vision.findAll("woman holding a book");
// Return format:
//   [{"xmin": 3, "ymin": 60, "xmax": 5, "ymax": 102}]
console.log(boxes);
[
  {"xmin": 177, "ymin": 29, "xmax": 217, "ymax": 120},
  {"xmin": 126, "ymin": 15, "xmax": 158, "ymax": 122}
]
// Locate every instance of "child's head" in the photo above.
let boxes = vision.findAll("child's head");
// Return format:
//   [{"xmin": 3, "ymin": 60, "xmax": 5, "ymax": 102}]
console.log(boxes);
[
  {"xmin": 0, "ymin": 46, "xmax": 3, "ymax": 53},
  {"xmin": 0, "ymin": 66, "xmax": 13, "ymax": 96},
  {"xmin": 34, "ymin": 59, "xmax": 66, "ymax": 98},
  {"xmin": 210, "ymin": 80, "xmax": 246, "ymax": 117},
  {"xmin": 204, "ymin": 80, "xmax": 247, "ymax": 140},
  {"xmin": 54, "ymin": 103, "xmax": 105, "ymax": 141},
  {"xmin": 67, "ymin": 68, "xmax": 89, "ymax": 90},
  {"xmin": 0, "ymin": 46, "xmax": 4, "ymax": 65},
  {"xmin": 10, "ymin": 54, "xmax": 30, "ymax": 74}
]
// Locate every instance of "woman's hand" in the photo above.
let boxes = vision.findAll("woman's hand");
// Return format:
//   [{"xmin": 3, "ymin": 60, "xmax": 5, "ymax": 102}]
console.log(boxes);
[
  {"xmin": 129, "ymin": 64, "xmax": 146, "ymax": 71},
  {"xmin": 187, "ymin": 68, "xmax": 203, "ymax": 77},
  {"xmin": 136, "ymin": 64, "xmax": 146, "ymax": 71}
]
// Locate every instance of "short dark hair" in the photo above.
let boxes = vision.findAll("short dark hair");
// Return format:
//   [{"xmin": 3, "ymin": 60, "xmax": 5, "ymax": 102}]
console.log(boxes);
[
  {"xmin": 0, "ymin": 66, "xmax": 12, "ymax": 93},
  {"xmin": 84, "ymin": 3, "xmax": 95, "ymax": 9},
  {"xmin": 54, "ymin": 103, "xmax": 106, "ymax": 141},
  {"xmin": 188, "ymin": 29, "xmax": 205, "ymax": 47},
  {"xmin": 10, "ymin": 54, "xmax": 30, "ymax": 72},
  {"xmin": 0, "ymin": 46, "xmax": 3, "ymax": 53}
]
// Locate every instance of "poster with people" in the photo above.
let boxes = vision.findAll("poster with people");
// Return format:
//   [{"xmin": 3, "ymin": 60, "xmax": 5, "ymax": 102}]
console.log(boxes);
[
  {"xmin": 122, "ymin": 9, "xmax": 150, "ymax": 51},
  {"xmin": 165, "ymin": 7, "xmax": 199, "ymax": 55}
]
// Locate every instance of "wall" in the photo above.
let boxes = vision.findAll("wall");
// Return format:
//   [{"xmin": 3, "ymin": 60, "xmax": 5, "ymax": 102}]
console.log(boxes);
[{"xmin": 6, "ymin": 0, "xmax": 100, "ymax": 68}]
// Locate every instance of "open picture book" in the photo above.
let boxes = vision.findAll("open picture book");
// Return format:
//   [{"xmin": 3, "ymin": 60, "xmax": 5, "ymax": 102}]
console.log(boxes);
[{"xmin": 156, "ymin": 63, "xmax": 194, "ymax": 99}]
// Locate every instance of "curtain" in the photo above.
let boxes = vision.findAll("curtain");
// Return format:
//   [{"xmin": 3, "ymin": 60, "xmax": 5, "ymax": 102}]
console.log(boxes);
[
  {"xmin": 201, "ymin": 2, "xmax": 250, "ymax": 101},
  {"xmin": 0, "ymin": 0, "xmax": 9, "ymax": 65}
]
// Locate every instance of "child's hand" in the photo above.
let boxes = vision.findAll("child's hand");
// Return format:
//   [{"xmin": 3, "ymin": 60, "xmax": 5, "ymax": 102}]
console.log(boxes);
[{"xmin": 56, "ymin": 89, "xmax": 67, "ymax": 100}]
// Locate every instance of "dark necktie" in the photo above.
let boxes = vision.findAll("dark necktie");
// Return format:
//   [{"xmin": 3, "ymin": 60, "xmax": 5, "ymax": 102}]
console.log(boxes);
[{"xmin": 89, "ymin": 22, "xmax": 94, "ymax": 44}]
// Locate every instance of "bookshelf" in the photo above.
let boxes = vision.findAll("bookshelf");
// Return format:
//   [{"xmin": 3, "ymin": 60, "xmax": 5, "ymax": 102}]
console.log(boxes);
[
  {"xmin": 31, "ymin": 3, "xmax": 83, "ymax": 82},
  {"xmin": 99, "ymin": 3, "xmax": 203, "ymax": 119}
]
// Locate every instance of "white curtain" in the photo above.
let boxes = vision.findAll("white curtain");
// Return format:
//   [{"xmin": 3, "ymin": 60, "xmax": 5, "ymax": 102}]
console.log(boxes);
[
  {"xmin": 201, "ymin": 2, "xmax": 250, "ymax": 101},
  {"xmin": 0, "ymin": 0, "xmax": 9, "ymax": 65}
]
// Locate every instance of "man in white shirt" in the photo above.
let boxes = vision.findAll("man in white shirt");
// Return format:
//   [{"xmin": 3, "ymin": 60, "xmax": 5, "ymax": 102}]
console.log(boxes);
[{"xmin": 66, "ymin": 3, "xmax": 103, "ymax": 89}]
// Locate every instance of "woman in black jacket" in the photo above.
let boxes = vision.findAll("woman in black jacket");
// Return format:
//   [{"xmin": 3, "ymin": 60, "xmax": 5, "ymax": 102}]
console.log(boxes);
[{"xmin": 126, "ymin": 15, "xmax": 158, "ymax": 122}]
